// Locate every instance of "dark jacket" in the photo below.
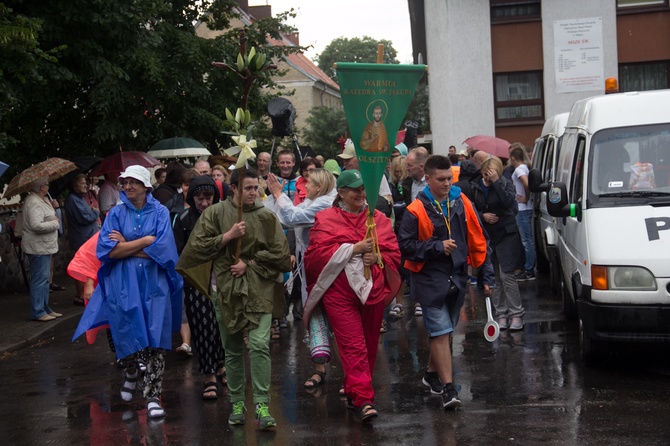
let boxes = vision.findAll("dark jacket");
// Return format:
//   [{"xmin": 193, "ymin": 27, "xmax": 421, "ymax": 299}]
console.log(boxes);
[
  {"xmin": 465, "ymin": 176, "xmax": 523, "ymax": 273},
  {"xmin": 154, "ymin": 161, "xmax": 186, "ymax": 205},
  {"xmin": 400, "ymin": 176, "xmax": 413, "ymax": 205},
  {"xmin": 398, "ymin": 190, "xmax": 494, "ymax": 308},
  {"xmin": 454, "ymin": 160, "xmax": 480, "ymax": 198},
  {"xmin": 393, "ymin": 176, "xmax": 419, "ymax": 233},
  {"xmin": 391, "ymin": 180, "xmax": 405, "ymax": 234}
]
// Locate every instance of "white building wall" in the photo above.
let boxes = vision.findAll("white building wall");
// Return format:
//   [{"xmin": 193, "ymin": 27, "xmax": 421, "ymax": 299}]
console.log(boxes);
[
  {"xmin": 542, "ymin": 0, "xmax": 619, "ymax": 118},
  {"xmin": 425, "ymin": 0, "xmax": 494, "ymax": 155}
]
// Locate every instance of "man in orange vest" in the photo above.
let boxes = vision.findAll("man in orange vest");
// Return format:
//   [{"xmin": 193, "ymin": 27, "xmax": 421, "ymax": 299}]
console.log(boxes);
[{"xmin": 398, "ymin": 154, "xmax": 494, "ymax": 410}]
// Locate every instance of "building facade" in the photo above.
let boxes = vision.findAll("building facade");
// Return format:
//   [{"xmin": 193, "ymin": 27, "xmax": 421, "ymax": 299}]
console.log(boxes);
[{"xmin": 412, "ymin": 0, "xmax": 670, "ymax": 153}]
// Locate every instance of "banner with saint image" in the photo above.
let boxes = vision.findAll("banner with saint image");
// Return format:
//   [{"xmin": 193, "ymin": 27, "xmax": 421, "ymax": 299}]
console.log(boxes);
[{"xmin": 336, "ymin": 62, "xmax": 426, "ymax": 212}]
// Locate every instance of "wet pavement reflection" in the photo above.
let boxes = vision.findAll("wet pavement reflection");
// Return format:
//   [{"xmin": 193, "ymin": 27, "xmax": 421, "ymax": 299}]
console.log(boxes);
[{"xmin": 1, "ymin": 275, "xmax": 670, "ymax": 445}]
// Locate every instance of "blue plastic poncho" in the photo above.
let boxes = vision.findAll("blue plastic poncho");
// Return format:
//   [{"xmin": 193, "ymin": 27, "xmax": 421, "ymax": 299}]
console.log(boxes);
[{"xmin": 73, "ymin": 191, "xmax": 183, "ymax": 359}]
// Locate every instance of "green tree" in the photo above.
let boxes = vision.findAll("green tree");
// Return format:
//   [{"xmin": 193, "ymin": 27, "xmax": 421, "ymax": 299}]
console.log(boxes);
[
  {"xmin": 0, "ymin": 0, "xmax": 302, "ymax": 178},
  {"xmin": 403, "ymin": 80, "xmax": 430, "ymax": 135},
  {"xmin": 303, "ymin": 106, "xmax": 348, "ymax": 160},
  {"xmin": 315, "ymin": 36, "xmax": 398, "ymax": 83},
  {"xmin": 0, "ymin": 3, "xmax": 61, "ymax": 151}
]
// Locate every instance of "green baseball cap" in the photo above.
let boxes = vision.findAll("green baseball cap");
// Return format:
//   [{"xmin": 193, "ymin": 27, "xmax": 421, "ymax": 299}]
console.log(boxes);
[{"xmin": 336, "ymin": 169, "xmax": 364, "ymax": 189}]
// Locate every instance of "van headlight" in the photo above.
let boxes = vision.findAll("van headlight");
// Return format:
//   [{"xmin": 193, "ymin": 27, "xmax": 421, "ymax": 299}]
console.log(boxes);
[
  {"xmin": 610, "ymin": 266, "xmax": 657, "ymax": 290},
  {"xmin": 592, "ymin": 265, "xmax": 657, "ymax": 290}
]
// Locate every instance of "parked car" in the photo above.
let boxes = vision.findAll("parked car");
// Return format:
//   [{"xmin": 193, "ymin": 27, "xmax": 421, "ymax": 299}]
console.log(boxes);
[
  {"xmin": 529, "ymin": 89, "xmax": 670, "ymax": 365},
  {"xmin": 530, "ymin": 113, "xmax": 568, "ymax": 296}
]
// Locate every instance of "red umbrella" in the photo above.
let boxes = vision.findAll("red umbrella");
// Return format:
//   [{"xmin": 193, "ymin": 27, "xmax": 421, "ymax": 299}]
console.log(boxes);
[
  {"xmin": 463, "ymin": 135, "xmax": 511, "ymax": 159},
  {"xmin": 90, "ymin": 151, "xmax": 161, "ymax": 176}
]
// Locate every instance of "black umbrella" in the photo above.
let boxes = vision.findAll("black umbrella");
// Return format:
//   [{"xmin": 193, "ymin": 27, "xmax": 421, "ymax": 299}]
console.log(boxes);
[{"xmin": 50, "ymin": 156, "xmax": 103, "ymax": 196}]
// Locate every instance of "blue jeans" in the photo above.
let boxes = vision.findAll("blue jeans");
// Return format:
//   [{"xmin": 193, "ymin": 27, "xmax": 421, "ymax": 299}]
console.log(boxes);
[
  {"xmin": 27, "ymin": 254, "xmax": 52, "ymax": 319},
  {"xmin": 516, "ymin": 210, "xmax": 535, "ymax": 273}
]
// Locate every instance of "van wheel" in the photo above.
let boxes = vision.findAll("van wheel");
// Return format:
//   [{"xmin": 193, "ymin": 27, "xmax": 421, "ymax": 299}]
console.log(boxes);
[
  {"xmin": 561, "ymin": 276, "xmax": 577, "ymax": 320},
  {"xmin": 579, "ymin": 319, "xmax": 600, "ymax": 367}
]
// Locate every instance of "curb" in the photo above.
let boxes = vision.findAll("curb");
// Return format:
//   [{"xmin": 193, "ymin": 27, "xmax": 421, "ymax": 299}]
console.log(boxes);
[{"xmin": 0, "ymin": 311, "xmax": 83, "ymax": 355}]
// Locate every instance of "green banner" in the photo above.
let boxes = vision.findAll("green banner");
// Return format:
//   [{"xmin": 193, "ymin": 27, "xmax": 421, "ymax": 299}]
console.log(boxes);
[{"xmin": 336, "ymin": 62, "xmax": 426, "ymax": 213}]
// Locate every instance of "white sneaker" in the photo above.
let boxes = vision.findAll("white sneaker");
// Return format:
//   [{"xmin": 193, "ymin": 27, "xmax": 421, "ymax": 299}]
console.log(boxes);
[
  {"xmin": 176, "ymin": 343, "xmax": 193, "ymax": 357},
  {"xmin": 510, "ymin": 316, "xmax": 524, "ymax": 330},
  {"xmin": 497, "ymin": 316, "xmax": 508, "ymax": 330}
]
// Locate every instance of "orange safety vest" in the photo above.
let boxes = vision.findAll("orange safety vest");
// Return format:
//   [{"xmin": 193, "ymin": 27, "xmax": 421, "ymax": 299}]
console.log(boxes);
[
  {"xmin": 404, "ymin": 193, "xmax": 487, "ymax": 273},
  {"xmin": 451, "ymin": 165, "xmax": 460, "ymax": 183}
]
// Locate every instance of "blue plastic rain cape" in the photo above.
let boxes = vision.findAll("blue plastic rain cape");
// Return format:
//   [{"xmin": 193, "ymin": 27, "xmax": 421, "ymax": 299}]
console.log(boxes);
[{"xmin": 73, "ymin": 191, "xmax": 183, "ymax": 359}]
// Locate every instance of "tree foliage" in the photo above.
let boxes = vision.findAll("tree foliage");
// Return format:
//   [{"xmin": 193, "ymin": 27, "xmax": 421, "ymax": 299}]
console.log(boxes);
[
  {"xmin": 403, "ymin": 80, "xmax": 430, "ymax": 135},
  {"xmin": 315, "ymin": 36, "xmax": 398, "ymax": 83},
  {"xmin": 303, "ymin": 106, "xmax": 348, "ymax": 160},
  {"xmin": 0, "ymin": 0, "xmax": 303, "ymax": 180}
]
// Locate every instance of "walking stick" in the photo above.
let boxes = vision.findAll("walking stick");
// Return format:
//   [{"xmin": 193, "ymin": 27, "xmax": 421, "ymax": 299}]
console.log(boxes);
[{"xmin": 234, "ymin": 166, "xmax": 244, "ymax": 263}]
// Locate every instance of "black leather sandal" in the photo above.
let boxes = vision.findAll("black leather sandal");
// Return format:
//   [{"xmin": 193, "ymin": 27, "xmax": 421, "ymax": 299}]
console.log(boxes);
[
  {"xmin": 202, "ymin": 381, "xmax": 219, "ymax": 400},
  {"xmin": 359, "ymin": 404, "xmax": 378, "ymax": 423},
  {"xmin": 303, "ymin": 371, "xmax": 326, "ymax": 388}
]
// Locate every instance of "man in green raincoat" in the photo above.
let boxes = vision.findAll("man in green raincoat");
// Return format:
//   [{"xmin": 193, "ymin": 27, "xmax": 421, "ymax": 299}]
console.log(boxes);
[{"xmin": 177, "ymin": 168, "xmax": 290, "ymax": 429}]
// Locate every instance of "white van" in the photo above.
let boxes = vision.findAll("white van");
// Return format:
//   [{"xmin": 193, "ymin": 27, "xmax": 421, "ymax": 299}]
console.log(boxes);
[
  {"xmin": 529, "ymin": 89, "xmax": 670, "ymax": 364},
  {"xmin": 530, "ymin": 113, "xmax": 569, "ymax": 295}
]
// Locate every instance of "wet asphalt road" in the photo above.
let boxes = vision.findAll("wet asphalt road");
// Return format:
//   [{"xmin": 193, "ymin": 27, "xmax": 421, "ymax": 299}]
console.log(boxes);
[{"xmin": 1, "ymin": 275, "xmax": 670, "ymax": 445}]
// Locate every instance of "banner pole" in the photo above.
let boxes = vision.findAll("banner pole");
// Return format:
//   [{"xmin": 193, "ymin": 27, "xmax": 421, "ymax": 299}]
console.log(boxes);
[{"xmin": 364, "ymin": 44, "xmax": 385, "ymax": 279}]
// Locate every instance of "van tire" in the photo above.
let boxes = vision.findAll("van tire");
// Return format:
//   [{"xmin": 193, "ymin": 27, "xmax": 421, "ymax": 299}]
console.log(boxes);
[
  {"xmin": 579, "ymin": 319, "xmax": 600, "ymax": 367},
  {"xmin": 561, "ymin": 274, "xmax": 577, "ymax": 321}
]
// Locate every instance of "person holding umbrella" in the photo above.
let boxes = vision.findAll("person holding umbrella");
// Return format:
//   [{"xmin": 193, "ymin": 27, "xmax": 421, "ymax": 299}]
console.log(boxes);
[
  {"xmin": 64, "ymin": 174, "xmax": 101, "ymax": 305},
  {"xmin": 22, "ymin": 176, "xmax": 62, "ymax": 321}
]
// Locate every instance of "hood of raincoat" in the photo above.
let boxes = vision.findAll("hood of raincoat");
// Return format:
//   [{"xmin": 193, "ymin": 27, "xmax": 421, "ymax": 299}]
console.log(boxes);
[
  {"xmin": 185, "ymin": 175, "xmax": 220, "ymax": 210},
  {"xmin": 457, "ymin": 160, "xmax": 479, "ymax": 183}
]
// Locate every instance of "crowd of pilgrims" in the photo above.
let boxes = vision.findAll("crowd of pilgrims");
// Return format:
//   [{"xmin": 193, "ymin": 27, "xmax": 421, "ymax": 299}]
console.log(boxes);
[{"xmin": 24, "ymin": 140, "xmax": 535, "ymax": 426}]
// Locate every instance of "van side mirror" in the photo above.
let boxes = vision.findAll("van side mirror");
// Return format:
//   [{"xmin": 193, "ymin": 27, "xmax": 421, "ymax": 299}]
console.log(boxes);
[
  {"xmin": 546, "ymin": 181, "xmax": 578, "ymax": 218},
  {"xmin": 529, "ymin": 169, "xmax": 546, "ymax": 192}
]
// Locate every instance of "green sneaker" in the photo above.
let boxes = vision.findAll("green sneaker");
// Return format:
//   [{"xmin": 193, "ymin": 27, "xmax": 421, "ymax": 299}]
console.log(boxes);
[
  {"xmin": 255, "ymin": 402, "xmax": 276, "ymax": 429},
  {"xmin": 228, "ymin": 401, "xmax": 246, "ymax": 425}
]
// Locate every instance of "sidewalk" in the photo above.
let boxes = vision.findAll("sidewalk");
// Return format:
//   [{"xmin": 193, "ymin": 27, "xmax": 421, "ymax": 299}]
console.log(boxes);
[{"xmin": 0, "ymin": 272, "xmax": 84, "ymax": 355}]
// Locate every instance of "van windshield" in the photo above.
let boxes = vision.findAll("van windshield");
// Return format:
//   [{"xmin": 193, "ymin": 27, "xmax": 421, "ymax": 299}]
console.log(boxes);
[{"xmin": 589, "ymin": 123, "xmax": 670, "ymax": 207}]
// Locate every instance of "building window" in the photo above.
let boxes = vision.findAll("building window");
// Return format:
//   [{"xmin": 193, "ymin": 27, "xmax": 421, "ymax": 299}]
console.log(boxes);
[
  {"xmin": 494, "ymin": 71, "xmax": 544, "ymax": 123},
  {"xmin": 490, "ymin": 0, "xmax": 540, "ymax": 23},
  {"xmin": 619, "ymin": 61, "xmax": 669, "ymax": 92},
  {"xmin": 617, "ymin": 0, "xmax": 667, "ymax": 9}
]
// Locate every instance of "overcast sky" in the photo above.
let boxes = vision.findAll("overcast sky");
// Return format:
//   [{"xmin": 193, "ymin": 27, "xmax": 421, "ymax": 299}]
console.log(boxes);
[{"xmin": 249, "ymin": 0, "xmax": 414, "ymax": 64}]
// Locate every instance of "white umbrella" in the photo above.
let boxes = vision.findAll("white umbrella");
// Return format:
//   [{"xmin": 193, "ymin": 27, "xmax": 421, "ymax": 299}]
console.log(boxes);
[{"xmin": 147, "ymin": 147, "xmax": 212, "ymax": 159}]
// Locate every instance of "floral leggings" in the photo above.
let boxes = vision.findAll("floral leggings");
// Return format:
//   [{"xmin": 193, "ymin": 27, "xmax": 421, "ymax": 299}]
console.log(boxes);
[{"xmin": 124, "ymin": 348, "xmax": 166, "ymax": 399}]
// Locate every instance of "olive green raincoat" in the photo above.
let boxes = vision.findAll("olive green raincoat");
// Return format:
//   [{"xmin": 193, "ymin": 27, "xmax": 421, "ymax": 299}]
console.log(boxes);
[{"xmin": 176, "ymin": 198, "xmax": 291, "ymax": 335}]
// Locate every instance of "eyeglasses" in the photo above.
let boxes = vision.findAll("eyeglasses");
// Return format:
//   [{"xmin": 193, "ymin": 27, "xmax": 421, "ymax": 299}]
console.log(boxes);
[{"xmin": 120, "ymin": 179, "xmax": 144, "ymax": 187}]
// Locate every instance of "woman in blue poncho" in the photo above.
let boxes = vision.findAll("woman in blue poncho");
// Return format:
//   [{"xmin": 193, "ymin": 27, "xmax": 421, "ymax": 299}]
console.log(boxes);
[{"xmin": 74, "ymin": 165, "xmax": 182, "ymax": 420}]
